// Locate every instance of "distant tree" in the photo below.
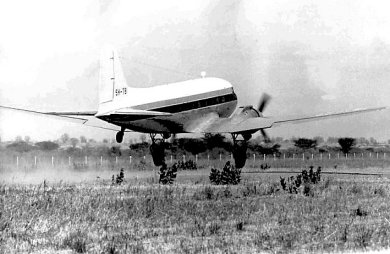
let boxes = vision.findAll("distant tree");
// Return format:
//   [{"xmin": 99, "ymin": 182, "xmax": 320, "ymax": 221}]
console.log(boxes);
[
  {"xmin": 15, "ymin": 135, "xmax": 22, "ymax": 142},
  {"xmin": 180, "ymin": 138, "xmax": 207, "ymax": 155},
  {"xmin": 313, "ymin": 136, "xmax": 324, "ymax": 144},
  {"xmin": 88, "ymin": 138, "xmax": 96, "ymax": 143},
  {"xmin": 35, "ymin": 141, "xmax": 59, "ymax": 151},
  {"xmin": 357, "ymin": 137, "xmax": 369, "ymax": 146},
  {"xmin": 61, "ymin": 133, "xmax": 70, "ymax": 144},
  {"xmin": 70, "ymin": 138, "xmax": 79, "ymax": 148},
  {"xmin": 326, "ymin": 137, "xmax": 338, "ymax": 144},
  {"xmin": 388, "ymin": 140, "xmax": 390, "ymax": 145},
  {"xmin": 338, "ymin": 138, "xmax": 356, "ymax": 154},
  {"xmin": 369, "ymin": 137, "xmax": 378, "ymax": 145},
  {"xmin": 80, "ymin": 136, "xmax": 87, "ymax": 143},
  {"xmin": 203, "ymin": 133, "xmax": 228, "ymax": 150},
  {"xmin": 140, "ymin": 134, "xmax": 147, "ymax": 143},
  {"xmin": 102, "ymin": 138, "xmax": 109, "ymax": 144},
  {"xmin": 24, "ymin": 136, "xmax": 31, "ymax": 143},
  {"xmin": 294, "ymin": 138, "xmax": 317, "ymax": 150},
  {"xmin": 6, "ymin": 141, "xmax": 35, "ymax": 152}
]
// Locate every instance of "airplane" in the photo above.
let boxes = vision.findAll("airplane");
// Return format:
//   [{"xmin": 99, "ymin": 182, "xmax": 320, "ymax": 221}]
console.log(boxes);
[{"xmin": 0, "ymin": 48, "xmax": 386, "ymax": 168}]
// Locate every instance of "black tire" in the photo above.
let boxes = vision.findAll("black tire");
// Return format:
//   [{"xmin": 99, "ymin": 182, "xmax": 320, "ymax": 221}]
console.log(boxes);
[
  {"xmin": 233, "ymin": 142, "xmax": 248, "ymax": 168},
  {"xmin": 116, "ymin": 131, "xmax": 124, "ymax": 143},
  {"xmin": 150, "ymin": 142, "xmax": 165, "ymax": 166}
]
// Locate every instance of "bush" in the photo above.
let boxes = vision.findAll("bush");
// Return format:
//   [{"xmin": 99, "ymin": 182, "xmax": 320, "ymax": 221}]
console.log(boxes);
[
  {"xmin": 209, "ymin": 161, "xmax": 241, "ymax": 185},
  {"xmin": 159, "ymin": 163, "xmax": 177, "ymax": 184},
  {"xmin": 280, "ymin": 166, "xmax": 322, "ymax": 195},
  {"xmin": 112, "ymin": 168, "xmax": 124, "ymax": 185}
]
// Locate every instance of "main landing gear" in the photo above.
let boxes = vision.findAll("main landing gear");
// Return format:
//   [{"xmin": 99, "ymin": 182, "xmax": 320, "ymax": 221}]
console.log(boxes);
[
  {"xmin": 116, "ymin": 128, "xmax": 125, "ymax": 143},
  {"xmin": 232, "ymin": 133, "xmax": 252, "ymax": 168},
  {"xmin": 149, "ymin": 133, "xmax": 171, "ymax": 167}
]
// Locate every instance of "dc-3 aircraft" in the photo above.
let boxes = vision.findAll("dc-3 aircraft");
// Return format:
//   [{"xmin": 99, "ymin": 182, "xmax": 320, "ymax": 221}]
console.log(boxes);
[{"xmin": 1, "ymin": 49, "xmax": 386, "ymax": 168}]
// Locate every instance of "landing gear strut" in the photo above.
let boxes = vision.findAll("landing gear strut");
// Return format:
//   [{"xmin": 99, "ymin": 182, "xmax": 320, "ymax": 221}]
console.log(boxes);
[
  {"xmin": 149, "ymin": 133, "xmax": 170, "ymax": 167},
  {"xmin": 116, "ymin": 128, "xmax": 125, "ymax": 143},
  {"xmin": 232, "ymin": 133, "xmax": 251, "ymax": 168}
]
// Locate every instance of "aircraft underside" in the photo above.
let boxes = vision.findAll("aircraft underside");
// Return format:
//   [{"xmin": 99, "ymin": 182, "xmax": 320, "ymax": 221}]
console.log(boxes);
[{"xmin": 110, "ymin": 101, "xmax": 251, "ymax": 168}]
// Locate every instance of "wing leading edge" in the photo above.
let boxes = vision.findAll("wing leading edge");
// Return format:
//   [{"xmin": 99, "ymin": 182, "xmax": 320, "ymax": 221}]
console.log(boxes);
[{"xmin": 195, "ymin": 106, "xmax": 386, "ymax": 134}]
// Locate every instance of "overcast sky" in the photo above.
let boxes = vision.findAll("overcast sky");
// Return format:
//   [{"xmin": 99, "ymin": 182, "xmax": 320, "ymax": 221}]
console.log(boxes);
[{"xmin": 0, "ymin": 0, "xmax": 390, "ymax": 142}]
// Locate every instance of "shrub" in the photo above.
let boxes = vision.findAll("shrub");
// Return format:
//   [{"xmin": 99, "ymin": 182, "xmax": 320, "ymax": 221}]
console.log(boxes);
[
  {"xmin": 159, "ymin": 163, "xmax": 177, "ymax": 184},
  {"xmin": 112, "ymin": 168, "xmax": 124, "ymax": 185},
  {"xmin": 280, "ymin": 166, "xmax": 322, "ymax": 195},
  {"xmin": 209, "ymin": 161, "xmax": 241, "ymax": 185}
]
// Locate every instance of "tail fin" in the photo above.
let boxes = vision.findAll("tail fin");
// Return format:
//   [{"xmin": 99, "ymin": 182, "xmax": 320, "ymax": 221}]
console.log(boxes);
[{"xmin": 99, "ymin": 47, "xmax": 129, "ymax": 104}]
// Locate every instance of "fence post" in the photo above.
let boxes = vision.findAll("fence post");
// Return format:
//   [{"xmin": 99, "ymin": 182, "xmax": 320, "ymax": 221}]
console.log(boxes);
[
  {"xmin": 116, "ymin": 156, "xmax": 118, "ymax": 164},
  {"xmin": 337, "ymin": 153, "xmax": 340, "ymax": 159},
  {"xmin": 183, "ymin": 154, "xmax": 186, "ymax": 162},
  {"xmin": 34, "ymin": 156, "xmax": 37, "ymax": 166},
  {"xmin": 231, "ymin": 153, "xmax": 233, "ymax": 160},
  {"xmin": 219, "ymin": 153, "xmax": 221, "ymax": 161},
  {"xmin": 85, "ymin": 156, "xmax": 88, "ymax": 165},
  {"xmin": 52, "ymin": 156, "xmax": 54, "ymax": 166},
  {"xmin": 385, "ymin": 153, "xmax": 386, "ymax": 159},
  {"xmin": 369, "ymin": 152, "xmax": 372, "ymax": 158},
  {"xmin": 208, "ymin": 154, "xmax": 210, "ymax": 162},
  {"xmin": 273, "ymin": 154, "xmax": 276, "ymax": 161},
  {"xmin": 311, "ymin": 154, "xmax": 314, "ymax": 160},
  {"xmin": 263, "ymin": 154, "xmax": 266, "ymax": 161},
  {"xmin": 292, "ymin": 154, "xmax": 295, "ymax": 160},
  {"xmin": 283, "ymin": 153, "xmax": 286, "ymax": 160},
  {"xmin": 69, "ymin": 156, "xmax": 71, "ymax": 166},
  {"xmin": 100, "ymin": 156, "xmax": 103, "ymax": 166},
  {"xmin": 170, "ymin": 155, "xmax": 173, "ymax": 163},
  {"xmin": 196, "ymin": 154, "xmax": 198, "ymax": 163},
  {"xmin": 346, "ymin": 153, "xmax": 348, "ymax": 159},
  {"xmin": 130, "ymin": 156, "xmax": 132, "ymax": 164},
  {"xmin": 377, "ymin": 153, "xmax": 379, "ymax": 159},
  {"xmin": 353, "ymin": 153, "xmax": 355, "ymax": 159},
  {"xmin": 17, "ymin": 156, "xmax": 19, "ymax": 168},
  {"xmin": 328, "ymin": 153, "xmax": 331, "ymax": 159},
  {"xmin": 320, "ymin": 153, "xmax": 322, "ymax": 160},
  {"xmin": 253, "ymin": 154, "xmax": 256, "ymax": 164},
  {"xmin": 302, "ymin": 153, "xmax": 304, "ymax": 161}
]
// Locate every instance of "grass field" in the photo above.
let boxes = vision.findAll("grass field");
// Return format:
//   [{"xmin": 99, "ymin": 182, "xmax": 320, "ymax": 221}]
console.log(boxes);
[{"xmin": 1, "ymin": 158, "xmax": 390, "ymax": 253}]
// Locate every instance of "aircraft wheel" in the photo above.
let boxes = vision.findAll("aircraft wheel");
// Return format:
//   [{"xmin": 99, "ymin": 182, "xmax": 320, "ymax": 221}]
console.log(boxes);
[
  {"xmin": 233, "ymin": 142, "xmax": 248, "ymax": 168},
  {"xmin": 150, "ymin": 142, "xmax": 165, "ymax": 166},
  {"xmin": 116, "ymin": 131, "xmax": 124, "ymax": 143}
]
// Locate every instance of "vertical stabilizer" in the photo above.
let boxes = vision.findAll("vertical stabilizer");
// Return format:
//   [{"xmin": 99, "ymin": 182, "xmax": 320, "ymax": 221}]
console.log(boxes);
[{"xmin": 99, "ymin": 47, "xmax": 128, "ymax": 104}]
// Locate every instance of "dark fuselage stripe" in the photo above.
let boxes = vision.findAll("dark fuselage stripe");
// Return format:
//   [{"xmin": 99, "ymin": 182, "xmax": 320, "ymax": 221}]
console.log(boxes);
[
  {"xmin": 133, "ymin": 88, "xmax": 234, "ymax": 111},
  {"xmin": 149, "ymin": 93, "xmax": 237, "ymax": 113}
]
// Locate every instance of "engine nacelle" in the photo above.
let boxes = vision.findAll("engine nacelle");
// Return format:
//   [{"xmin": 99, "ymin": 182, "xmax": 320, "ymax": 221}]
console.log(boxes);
[{"xmin": 234, "ymin": 106, "xmax": 262, "ymax": 120}]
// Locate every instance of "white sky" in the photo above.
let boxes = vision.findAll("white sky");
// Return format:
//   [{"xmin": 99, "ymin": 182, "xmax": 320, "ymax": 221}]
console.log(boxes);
[{"xmin": 1, "ymin": 0, "xmax": 390, "ymax": 142}]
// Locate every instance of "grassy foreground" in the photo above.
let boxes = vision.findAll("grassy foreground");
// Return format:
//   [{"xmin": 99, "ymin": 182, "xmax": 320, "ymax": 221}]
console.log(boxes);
[{"xmin": 1, "ymin": 170, "xmax": 390, "ymax": 253}]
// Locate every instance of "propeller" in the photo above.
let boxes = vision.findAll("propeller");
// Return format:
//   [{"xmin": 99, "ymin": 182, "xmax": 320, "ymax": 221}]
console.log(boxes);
[
  {"xmin": 257, "ymin": 93, "xmax": 271, "ymax": 113},
  {"xmin": 260, "ymin": 129, "xmax": 271, "ymax": 143},
  {"xmin": 257, "ymin": 93, "xmax": 271, "ymax": 143}
]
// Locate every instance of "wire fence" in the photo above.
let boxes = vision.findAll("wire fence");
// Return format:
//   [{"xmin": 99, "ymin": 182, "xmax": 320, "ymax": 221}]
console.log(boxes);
[{"xmin": 2, "ymin": 152, "xmax": 390, "ymax": 170}]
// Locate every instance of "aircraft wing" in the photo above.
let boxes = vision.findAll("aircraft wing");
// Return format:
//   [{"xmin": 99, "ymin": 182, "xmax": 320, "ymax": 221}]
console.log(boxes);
[
  {"xmin": 192, "ymin": 106, "xmax": 385, "ymax": 134},
  {"xmin": 0, "ymin": 105, "xmax": 124, "ymax": 131},
  {"xmin": 272, "ymin": 107, "xmax": 386, "ymax": 126}
]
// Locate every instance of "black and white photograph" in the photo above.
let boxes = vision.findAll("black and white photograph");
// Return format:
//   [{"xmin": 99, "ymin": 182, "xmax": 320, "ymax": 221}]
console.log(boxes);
[{"xmin": 1, "ymin": 0, "xmax": 390, "ymax": 253}]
